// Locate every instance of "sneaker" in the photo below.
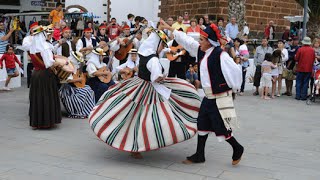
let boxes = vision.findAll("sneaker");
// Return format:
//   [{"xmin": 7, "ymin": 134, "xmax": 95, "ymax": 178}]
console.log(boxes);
[
  {"xmin": 239, "ymin": 92, "xmax": 244, "ymax": 96},
  {"xmin": 2, "ymin": 87, "xmax": 11, "ymax": 91},
  {"xmin": 276, "ymin": 94, "xmax": 281, "ymax": 97}
]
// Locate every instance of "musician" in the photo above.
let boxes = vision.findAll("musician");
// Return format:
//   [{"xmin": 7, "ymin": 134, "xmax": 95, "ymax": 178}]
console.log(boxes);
[
  {"xmin": 167, "ymin": 28, "xmax": 189, "ymax": 80},
  {"xmin": 86, "ymin": 47, "xmax": 116, "ymax": 103},
  {"xmin": 55, "ymin": 27, "xmax": 75, "ymax": 57},
  {"xmin": 160, "ymin": 20, "xmax": 244, "ymax": 166},
  {"xmin": 96, "ymin": 25, "xmax": 110, "ymax": 43},
  {"xmin": 114, "ymin": 25, "xmax": 140, "ymax": 64},
  {"xmin": 76, "ymin": 28, "xmax": 98, "ymax": 59},
  {"xmin": 116, "ymin": 48, "xmax": 139, "ymax": 79},
  {"xmin": 24, "ymin": 24, "xmax": 64, "ymax": 129},
  {"xmin": 58, "ymin": 53, "xmax": 96, "ymax": 119}
]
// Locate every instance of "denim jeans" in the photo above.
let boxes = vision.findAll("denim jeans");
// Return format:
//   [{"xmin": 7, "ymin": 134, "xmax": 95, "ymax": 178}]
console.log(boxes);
[
  {"xmin": 296, "ymin": 72, "xmax": 311, "ymax": 99},
  {"xmin": 240, "ymin": 67, "xmax": 247, "ymax": 92}
]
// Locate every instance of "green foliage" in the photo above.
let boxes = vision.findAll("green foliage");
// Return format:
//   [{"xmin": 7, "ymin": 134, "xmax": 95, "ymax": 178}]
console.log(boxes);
[{"xmin": 296, "ymin": 0, "xmax": 320, "ymax": 17}]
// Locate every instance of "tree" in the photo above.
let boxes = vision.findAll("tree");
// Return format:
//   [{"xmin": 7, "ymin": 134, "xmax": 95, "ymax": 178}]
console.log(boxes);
[{"xmin": 228, "ymin": 0, "xmax": 246, "ymax": 29}]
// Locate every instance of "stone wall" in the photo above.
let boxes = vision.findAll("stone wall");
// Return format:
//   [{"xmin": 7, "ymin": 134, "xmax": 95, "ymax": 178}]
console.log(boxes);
[{"xmin": 159, "ymin": 0, "xmax": 303, "ymax": 38}]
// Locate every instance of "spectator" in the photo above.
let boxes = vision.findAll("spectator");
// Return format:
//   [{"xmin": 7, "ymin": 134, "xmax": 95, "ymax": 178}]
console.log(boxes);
[
  {"xmin": 234, "ymin": 38, "xmax": 249, "ymax": 95},
  {"xmin": 132, "ymin": 16, "xmax": 142, "ymax": 35},
  {"xmin": 217, "ymin": 17, "xmax": 225, "ymax": 36},
  {"xmin": 260, "ymin": 53, "xmax": 276, "ymax": 100},
  {"xmin": 275, "ymin": 40, "xmax": 289, "ymax": 97},
  {"xmin": 107, "ymin": 18, "xmax": 121, "ymax": 40},
  {"xmin": 242, "ymin": 22, "xmax": 249, "ymax": 36},
  {"xmin": 283, "ymin": 37, "xmax": 299, "ymax": 96},
  {"xmin": 295, "ymin": 37, "xmax": 315, "ymax": 100},
  {"xmin": 49, "ymin": 2, "xmax": 64, "ymax": 24},
  {"xmin": 52, "ymin": 22, "xmax": 61, "ymax": 41},
  {"xmin": 182, "ymin": 12, "xmax": 190, "ymax": 28},
  {"xmin": 203, "ymin": 15, "xmax": 210, "ymax": 26},
  {"xmin": 87, "ymin": 22, "xmax": 96, "ymax": 37},
  {"xmin": 225, "ymin": 16, "xmax": 239, "ymax": 40},
  {"xmin": 310, "ymin": 39, "xmax": 320, "ymax": 95},
  {"xmin": 282, "ymin": 26, "xmax": 290, "ymax": 41},
  {"xmin": 186, "ymin": 19, "xmax": 201, "ymax": 33},
  {"xmin": 264, "ymin": 21, "xmax": 275, "ymax": 40},
  {"xmin": 172, "ymin": 15, "xmax": 187, "ymax": 32},
  {"xmin": 127, "ymin": 13, "xmax": 135, "ymax": 32},
  {"xmin": 0, "ymin": 44, "xmax": 22, "ymax": 91},
  {"xmin": 253, "ymin": 37, "xmax": 273, "ymax": 96},
  {"xmin": 186, "ymin": 63, "xmax": 200, "ymax": 90},
  {"xmin": 198, "ymin": 17, "xmax": 206, "ymax": 30},
  {"xmin": 0, "ymin": 22, "xmax": 14, "ymax": 54},
  {"xmin": 164, "ymin": 17, "xmax": 174, "ymax": 39},
  {"xmin": 271, "ymin": 50, "xmax": 281, "ymax": 98}
]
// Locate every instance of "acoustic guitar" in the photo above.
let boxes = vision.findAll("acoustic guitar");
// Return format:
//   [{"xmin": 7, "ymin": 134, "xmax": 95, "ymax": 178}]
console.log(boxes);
[
  {"xmin": 166, "ymin": 45, "xmax": 186, "ymax": 61},
  {"xmin": 82, "ymin": 39, "xmax": 116, "ymax": 56},
  {"xmin": 96, "ymin": 66, "xmax": 112, "ymax": 83},
  {"xmin": 73, "ymin": 61, "xmax": 86, "ymax": 88},
  {"xmin": 120, "ymin": 67, "xmax": 134, "ymax": 80},
  {"xmin": 114, "ymin": 31, "xmax": 141, "ymax": 61}
]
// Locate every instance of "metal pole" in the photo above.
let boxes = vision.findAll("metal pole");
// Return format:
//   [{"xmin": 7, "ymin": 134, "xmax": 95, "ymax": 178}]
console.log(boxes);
[{"xmin": 302, "ymin": 0, "xmax": 308, "ymax": 38}]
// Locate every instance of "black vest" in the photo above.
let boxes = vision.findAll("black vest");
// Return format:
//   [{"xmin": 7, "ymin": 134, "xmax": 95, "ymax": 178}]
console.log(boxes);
[
  {"xmin": 81, "ymin": 37, "xmax": 97, "ymax": 48},
  {"xmin": 61, "ymin": 41, "xmax": 76, "ymax": 57},
  {"xmin": 138, "ymin": 54, "xmax": 159, "ymax": 81},
  {"xmin": 197, "ymin": 47, "xmax": 231, "ymax": 94}
]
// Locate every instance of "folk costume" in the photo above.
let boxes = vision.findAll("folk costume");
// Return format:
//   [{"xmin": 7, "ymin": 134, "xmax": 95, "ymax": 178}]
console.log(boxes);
[
  {"xmin": 115, "ymin": 49, "xmax": 140, "ymax": 78},
  {"xmin": 86, "ymin": 47, "xmax": 116, "ymax": 103},
  {"xmin": 172, "ymin": 24, "xmax": 244, "ymax": 165},
  {"xmin": 88, "ymin": 30, "xmax": 201, "ymax": 152},
  {"xmin": 23, "ymin": 24, "xmax": 62, "ymax": 129},
  {"xmin": 57, "ymin": 27, "xmax": 96, "ymax": 118}
]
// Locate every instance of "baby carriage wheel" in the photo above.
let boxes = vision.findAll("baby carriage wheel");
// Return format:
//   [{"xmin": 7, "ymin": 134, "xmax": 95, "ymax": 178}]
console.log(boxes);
[{"xmin": 306, "ymin": 98, "xmax": 313, "ymax": 105}]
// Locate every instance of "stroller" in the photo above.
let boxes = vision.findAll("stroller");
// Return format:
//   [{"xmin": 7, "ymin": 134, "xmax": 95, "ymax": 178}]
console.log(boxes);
[{"xmin": 306, "ymin": 62, "xmax": 320, "ymax": 105}]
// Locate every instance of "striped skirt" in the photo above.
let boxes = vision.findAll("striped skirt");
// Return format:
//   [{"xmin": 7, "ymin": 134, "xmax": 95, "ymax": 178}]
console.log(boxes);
[
  {"xmin": 59, "ymin": 84, "xmax": 95, "ymax": 118},
  {"xmin": 89, "ymin": 77, "xmax": 201, "ymax": 152}
]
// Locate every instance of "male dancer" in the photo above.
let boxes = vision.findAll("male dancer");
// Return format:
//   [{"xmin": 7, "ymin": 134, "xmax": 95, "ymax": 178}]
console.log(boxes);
[{"xmin": 160, "ymin": 20, "xmax": 244, "ymax": 165}]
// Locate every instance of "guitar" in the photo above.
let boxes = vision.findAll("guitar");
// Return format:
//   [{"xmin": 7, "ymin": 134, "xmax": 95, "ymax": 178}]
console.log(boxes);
[
  {"xmin": 120, "ymin": 67, "xmax": 134, "ymax": 80},
  {"xmin": 82, "ymin": 39, "xmax": 117, "ymax": 56},
  {"xmin": 166, "ymin": 45, "xmax": 186, "ymax": 61},
  {"xmin": 96, "ymin": 66, "xmax": 112, "ymax": 83},
  {"xmin": 73, "ymin": 61, "xmax": 86, "ymax": 88},
  {"xmin": 114, "ymin": 31, "xmax": 141, "ymax": 61}
]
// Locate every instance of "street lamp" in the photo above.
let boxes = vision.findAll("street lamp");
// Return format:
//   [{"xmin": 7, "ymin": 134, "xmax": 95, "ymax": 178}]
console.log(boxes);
[{"xmin": 302, "ymin": 0, "xmax": 308, "ymax": 38}]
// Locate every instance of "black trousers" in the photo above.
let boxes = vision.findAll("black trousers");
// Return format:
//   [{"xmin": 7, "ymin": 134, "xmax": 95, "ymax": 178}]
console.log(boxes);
[
  {"xmin": 253, "ymin": 65, "xmax": 261, "ymax": 87},
  {"xmin": 240, "ymin": 67, "xmax": 247, "ymax": 92},
  {"xmin": 168, "ymin": 62, "xmax": 186, "ymax": 79}
]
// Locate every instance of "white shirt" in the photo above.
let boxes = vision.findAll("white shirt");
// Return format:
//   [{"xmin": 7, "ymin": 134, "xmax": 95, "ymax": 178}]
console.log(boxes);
[
  {"xmin": 86, "ymin": 54, "xmax": 107, "ymax": 77},
  {"xmin": 199, "ymin": 47, "xmax": 214, "ymax": 88},
  {"xmin": 173, "ymin": 30, "xmax": 242, "ymax": 92},
  {"xmin": 76, "ymin": 37, "xmax": 94, "ymax": 58}
]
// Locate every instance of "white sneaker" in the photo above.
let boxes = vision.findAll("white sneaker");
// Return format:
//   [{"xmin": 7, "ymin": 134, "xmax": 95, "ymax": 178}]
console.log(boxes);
[{"xmin": 2, "ymin": 87, "xmax": 11, "ymax": 91}]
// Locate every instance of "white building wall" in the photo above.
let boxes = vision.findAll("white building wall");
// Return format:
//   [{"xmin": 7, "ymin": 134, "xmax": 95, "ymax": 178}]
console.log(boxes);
[
  {"xmin": 65, "ymin": 0, "xmax": 108, "ymax": 23},
  {"xmin": 110, "ymin": 0, "xmax": 159, "ymax": 23}
]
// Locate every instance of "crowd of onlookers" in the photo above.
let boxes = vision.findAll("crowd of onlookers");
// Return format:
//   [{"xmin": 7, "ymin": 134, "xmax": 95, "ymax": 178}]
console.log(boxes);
[{"xmin": 1, "ymin": 2, "xmax": 319, "ymax": 101}]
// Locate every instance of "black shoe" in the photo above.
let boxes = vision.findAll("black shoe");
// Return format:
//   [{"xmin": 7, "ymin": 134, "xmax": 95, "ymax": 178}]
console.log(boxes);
[
  {"xmin": 282, "ymin": 92, "xmax": 288, "ymax": 95},
  {"xmin": 253, "ymin": 91, "xmax": 259, "ymax": 96},
  {"xmin": 184, "ymin": 153, "xmax": 206, "ymax": 164},
  {"xmin": 295, "ymin": 97, "xmax": 300, "ymax": 100},
  {"xmin": 301, "ymin": 98, "xmax": 307, "ymax": 101}
]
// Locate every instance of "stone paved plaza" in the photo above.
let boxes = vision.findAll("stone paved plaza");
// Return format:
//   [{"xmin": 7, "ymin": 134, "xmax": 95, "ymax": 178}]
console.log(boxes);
[{"xmin": 0, "ymin": 80, "xmax": 319, "ymax": 180}]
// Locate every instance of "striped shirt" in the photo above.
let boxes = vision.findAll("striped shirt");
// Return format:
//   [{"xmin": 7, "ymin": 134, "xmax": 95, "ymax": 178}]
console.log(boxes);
[{"xmin": 0, "ymin": 31, "xmax": 8, "ymax": 54}]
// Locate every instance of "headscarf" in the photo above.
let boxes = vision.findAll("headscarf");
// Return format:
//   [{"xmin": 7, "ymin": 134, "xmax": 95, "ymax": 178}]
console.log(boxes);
[
  {"xmin": 138, "ymin": 32, "xmax": 161, "ymax": 57},
  {"xmin": 30, "ymin": 32, "xmax": 51, "ymax": 54}
]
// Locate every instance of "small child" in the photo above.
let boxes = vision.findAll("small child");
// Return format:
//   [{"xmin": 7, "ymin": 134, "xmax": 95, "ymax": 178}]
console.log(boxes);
[
  {"xmin": 261, "ymin": 53, "xmax": 277, "ymax": 100},
  {"xmin": 53, "ymin": 22, "xmax": 61, "ymax": 41},
  {"xmin": 0, "ymin": 44, "xmax": 22, "ymax": 91},
  {"xmin": 186, "ymin": 63, "xmax": 200, "ymax": 89}
]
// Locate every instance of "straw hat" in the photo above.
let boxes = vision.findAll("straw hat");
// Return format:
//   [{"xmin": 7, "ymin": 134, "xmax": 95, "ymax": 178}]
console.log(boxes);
[
  {"xmin": 71, "ymin": 51, "xmax": 85, "ymax": 62},
  {"xmin": 92, "ymin": 47, "xmax": 106, "ymax": 56}
]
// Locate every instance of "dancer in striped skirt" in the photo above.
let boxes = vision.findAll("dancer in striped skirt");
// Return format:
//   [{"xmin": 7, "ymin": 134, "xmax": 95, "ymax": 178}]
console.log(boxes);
[{"xmin": 88, "ymin": 28, "xmax": 201, "ymax": 158}]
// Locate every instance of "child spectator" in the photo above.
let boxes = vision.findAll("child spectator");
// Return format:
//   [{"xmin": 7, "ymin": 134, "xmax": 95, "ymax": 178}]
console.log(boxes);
[
  {"xmin": 186, "ymin": 63, "xmax": 200, "ymax": 89},
  {"xmin": 0, "ymin": 44, "xmax": 22, "ymax": 91},
  {"xmin": 53, "ymin": 22, "xmax": 61, "ymax": 41},
  {"xmin": 261, "ymin": 53, "xmax": 276, "ymax": 100}
]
